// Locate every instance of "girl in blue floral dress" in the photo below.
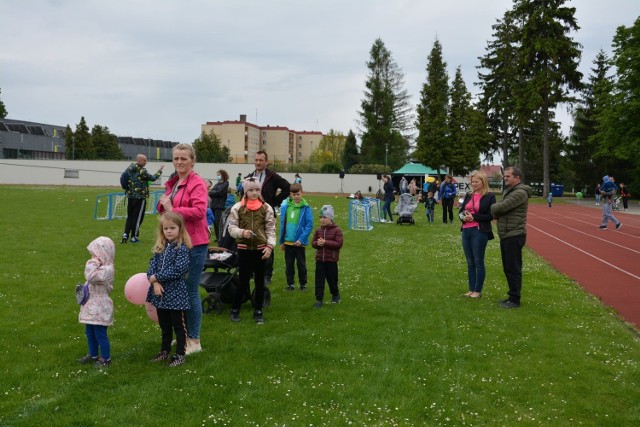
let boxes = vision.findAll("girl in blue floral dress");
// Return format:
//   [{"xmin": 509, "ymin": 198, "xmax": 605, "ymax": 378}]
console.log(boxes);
[{"xmin": 146, "ymin": 212, "xmax": 192, "ymax": 367}]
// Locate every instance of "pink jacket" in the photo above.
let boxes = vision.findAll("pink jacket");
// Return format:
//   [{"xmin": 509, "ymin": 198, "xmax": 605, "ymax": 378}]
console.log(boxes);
[
  {"xmin": 158, "ymin": 171, "xmax": 210, "ymax": 246},
  {"xmin": 79, "ymin": 237, "xmax": 115, "ymax": 326}
]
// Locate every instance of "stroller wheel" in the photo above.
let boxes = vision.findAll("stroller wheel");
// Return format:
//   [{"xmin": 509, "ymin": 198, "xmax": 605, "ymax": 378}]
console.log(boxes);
[{"xmin": 202, "ymin": 295, "xmax": 223, "ymax": 315}]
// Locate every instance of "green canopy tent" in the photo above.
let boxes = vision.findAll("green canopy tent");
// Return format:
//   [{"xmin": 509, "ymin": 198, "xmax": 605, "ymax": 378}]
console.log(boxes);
[{"xmin": 391, "ymin": 163, "xmax": 443, "ymax": 190}]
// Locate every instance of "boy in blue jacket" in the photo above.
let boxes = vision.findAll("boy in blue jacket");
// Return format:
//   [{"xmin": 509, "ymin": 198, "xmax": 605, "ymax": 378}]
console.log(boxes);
[{"xmin": 279, "ymin": 183, "xmax": 313, "ymax": 291}]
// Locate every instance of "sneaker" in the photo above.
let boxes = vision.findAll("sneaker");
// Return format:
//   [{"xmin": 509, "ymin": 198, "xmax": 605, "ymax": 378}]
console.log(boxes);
[
  {"xmin": 253, "ymin": 310, "xmax": 264, "ymax": 324},
  {"xmin": 151, "ymin": 351, "xmax": 169, "ymax": 362},
  {"xmin": 168, "ymin": 354, "xmax": 185, "ymax": 367},
  {"xmin": 616, "ymin": 223, "xmax": 622, "ymax": 230},
  {"xmin": 77, "ymin": 355, "xmax": 98, "ymax": 364},
  {"xmin": 285, "ymin": 284, "xmax": 295, "ymax": 291},
  {"xmin": 498, "ymin": 298, "xmax": 510, "ymax": 304},
  {"xmin": 598, "ymin": 225, "xmax": 607, "ymax": 230},
  {"xmin": 501, "ymin": 300, "xmax": 520, "ymax": 309},
  {"xmin": 299, "ymin": 285, "xmax": 307, "ymax": 291},
  {"xmin": 331, "ymin": 295, "xmax": 341, "ymax": 304},
  {"xmin": 130, "ymin": 237, "xmax": 140, "ymax": 243},
  {"xmin": 95, "ymin": 357, "xmax": 111, "ymax": 367},
  {"xmin": 185, "ymin": 339, "xmax": 202, "ymax": 355},
  {"xmin": 313, "ymin": 301, "xmax": 323, "ymax": 309},
  {"xmin": 121, "ymin": 234, "xmax": 128, "ymax": 243},
  {"xmin": 380, "ymin": 219, "xmax": 386, "ymax": 223},
  {"xmin": 230, "ymin": 310, "xmax": 240, "ymax": 322}
]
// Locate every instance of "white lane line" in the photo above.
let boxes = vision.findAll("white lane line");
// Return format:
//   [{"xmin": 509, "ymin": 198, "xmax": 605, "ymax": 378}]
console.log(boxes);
[
  {"xmin": 528, "ymin": 213, "xmax": 640, "ymax": 251},
  {"xmin": 528, "ymin": 223, "xmax": 640, "ymax": 281}
]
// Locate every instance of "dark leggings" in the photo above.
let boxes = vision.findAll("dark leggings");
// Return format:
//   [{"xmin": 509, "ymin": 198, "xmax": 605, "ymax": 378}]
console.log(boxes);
[{"xmin": 157, "ymin": 308, "xmax": 187, "ymax": 355}]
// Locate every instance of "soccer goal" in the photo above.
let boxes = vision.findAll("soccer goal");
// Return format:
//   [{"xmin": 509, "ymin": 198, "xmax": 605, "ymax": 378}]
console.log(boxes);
[
  {"xmin": 348, "ymin": 199, "xmax": 373, "ymax": 231},
  {"xmin": 94, "ymin": 191, "xmax": 164, "ymax": 220}
]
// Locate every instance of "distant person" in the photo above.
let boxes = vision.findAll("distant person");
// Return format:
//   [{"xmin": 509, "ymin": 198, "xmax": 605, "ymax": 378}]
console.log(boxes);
[
  {"xmin": 438, "ymin": 174, "xmax": 457, "ymax": 224},
  {"xmin": 246, "ymin": 151, "xmax": 290, "ymax": 285},
  {"xmin": 380, "ymin": 175, "xmax": 395, "ymax": 223},
  {"xmin": 279, "ymin": 183, "xmax": 313, "ymax": 291},
  {"xmin": 490, "ymin": 166, "xmax": 532, "ymax": 309},
  {"xmin": 227, "ymin": 178, "xmax": 276, "ymax": 323},
  {"xmin": 146, "ymin": 212, "xmax": 192, "ymax": 367},
  {"xmin": 547, "ymin": 191, "xmax": 553, "ymax": 208},
  {"xmin": 598, "ymin": 175, "xmax": 621, "ymax": 230},
  {"xmin": 619, "ymin": 182, "xmax": 630, "ymax": 211},
  {"xmin": 312, "ymin": 205, "xmax": 344, "ymax": 308},
  {"xmin": 424, "ymin": 191, "xmax": 436, "ymax": 224},
  {"xmin": 294, "ymin": 173, "xmax": 302, "ymax": 184},
  {"xmin": 459, "ymin": 171, "xmax": 496, "ymax": 299},
  {"xmin": 208, "ymin": 169, "xmax": 230, "ymax": 242},
  {"xmin": 408, "ymin": 178, "xmax": 417, "ymax": 196},
  {"xmin": 399, "ymin": 176, "xmax": 409, "ymax": 194},
  {"xmin": 77, "ymin": 236, "xmax": 115, "ymax": 367},
  {"xmin": 236, "ymin": 173, "xmax": 244, "ymax": 198},
  {"xmin": 122, "ymin": 154, "xmax": 164, "ymax": 243},
  {"xmin": 595, "ymin": 183, "xmax": 601, "ymax": 206}
]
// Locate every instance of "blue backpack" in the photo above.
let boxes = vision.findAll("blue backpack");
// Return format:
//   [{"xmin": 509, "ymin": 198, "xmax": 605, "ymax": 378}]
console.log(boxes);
[{"xmin": 120, "ymin": 168, "xmax": 130, "ymax": 190}]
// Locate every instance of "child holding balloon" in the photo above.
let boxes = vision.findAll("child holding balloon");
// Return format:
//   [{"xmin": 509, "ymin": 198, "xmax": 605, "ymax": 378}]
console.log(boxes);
[
  {"xmin": 146, "ymin": 212, "xmax": 192, "ymax": 367},
  {"xmin": 78, "ymin": 236, "xmax": 116, "ymax": 367}
]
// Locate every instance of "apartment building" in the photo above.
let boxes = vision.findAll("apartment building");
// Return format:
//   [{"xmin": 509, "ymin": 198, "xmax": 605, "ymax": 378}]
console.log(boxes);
[{"xmin": 202, "ymin": 114, "xmax": 323, "ymax": 164}]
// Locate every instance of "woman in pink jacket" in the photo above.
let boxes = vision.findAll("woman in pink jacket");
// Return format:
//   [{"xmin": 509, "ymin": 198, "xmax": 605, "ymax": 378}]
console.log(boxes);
[{"xmin": 158, "ymin": 143, "xmax": 209, "ymax": 355}]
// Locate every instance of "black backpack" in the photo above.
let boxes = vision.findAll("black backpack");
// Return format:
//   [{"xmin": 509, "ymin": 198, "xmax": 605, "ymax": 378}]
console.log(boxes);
[{"xmin": 120, "ymin": 168, "xmax": 130, "ymax": 190}]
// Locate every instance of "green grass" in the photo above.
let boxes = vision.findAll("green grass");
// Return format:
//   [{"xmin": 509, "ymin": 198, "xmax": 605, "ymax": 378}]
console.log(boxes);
[{"xmin": 1, "ymin": 186, "xmax": 639, "ymax": 426}]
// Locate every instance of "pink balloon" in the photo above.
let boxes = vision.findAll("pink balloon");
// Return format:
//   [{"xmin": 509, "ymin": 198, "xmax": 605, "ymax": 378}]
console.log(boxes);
[
  {"xmin": 124, "ymin": 273, "xmax": 150, "ymax": 305},
  {"xmin": 145, "ymin": 302, "xmax": 159, "ymax": 323}
]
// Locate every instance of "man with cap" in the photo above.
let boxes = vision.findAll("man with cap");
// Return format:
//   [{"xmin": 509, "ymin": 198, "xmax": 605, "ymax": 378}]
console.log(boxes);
[{"xmin": 246, "ymin": 151, "xmax": 290, "ymax": 285}]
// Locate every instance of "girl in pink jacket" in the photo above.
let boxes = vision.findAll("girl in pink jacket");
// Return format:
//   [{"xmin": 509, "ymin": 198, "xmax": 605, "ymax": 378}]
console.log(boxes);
[{"xmin": 78, "ymin": 236, "xmax": 115, "ymax": 367}]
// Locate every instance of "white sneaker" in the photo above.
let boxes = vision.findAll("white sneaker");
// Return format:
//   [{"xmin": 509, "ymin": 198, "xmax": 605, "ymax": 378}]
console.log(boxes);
[
  {"xmin": 185, "ymin": 339, "xmax": 202, "ymax": 355},
  {"xmin": 380, "ymin": 219, "xmax": 386, "ymax": 223}
]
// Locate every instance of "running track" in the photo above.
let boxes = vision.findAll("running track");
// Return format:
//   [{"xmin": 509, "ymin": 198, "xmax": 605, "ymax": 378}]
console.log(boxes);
[{"xmin": 527, "ymin": 203, "xmax": 640, "ymax": 329}]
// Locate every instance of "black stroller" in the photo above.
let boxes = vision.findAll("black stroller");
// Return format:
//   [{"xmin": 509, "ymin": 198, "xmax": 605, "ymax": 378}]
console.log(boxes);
[{"xmin": 199, "ymin": 208, "xmax": 271, "ymax": 315}]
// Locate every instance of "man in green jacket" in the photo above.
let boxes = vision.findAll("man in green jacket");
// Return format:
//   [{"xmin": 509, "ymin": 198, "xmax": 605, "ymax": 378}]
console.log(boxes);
[
  {"xmin": 490, "ymin": 166, "xmax": 532, "ymax": 308},
  {"xmin": 122, "ymin": 154, "xmax": 164, "ymax": 243}
]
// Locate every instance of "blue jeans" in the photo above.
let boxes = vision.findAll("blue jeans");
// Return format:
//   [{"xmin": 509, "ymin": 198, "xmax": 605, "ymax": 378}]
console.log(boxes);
[
  {"xmin": 186, "ymin": 244, "xmax": 208, "ymax": 339},
  {"xmin": 461, "ymin": 227, "xmax": 489, "ymax": 293},
  {"xmin": 383, "ymin": 200, "xmax": 393, "ymax": 221},
  {"xmin": 85, "ymin": 324, "xmax": 110, "ymax": 360}
]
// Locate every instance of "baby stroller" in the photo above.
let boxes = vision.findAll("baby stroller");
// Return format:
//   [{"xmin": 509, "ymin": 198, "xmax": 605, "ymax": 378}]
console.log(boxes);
[
  {"xmin": 396, "ymin": 193, "xmax": 417, "ymax": 225},
  {"xmin": 199, "ymin": 208, "xmax": 271, "ymax": 315}
]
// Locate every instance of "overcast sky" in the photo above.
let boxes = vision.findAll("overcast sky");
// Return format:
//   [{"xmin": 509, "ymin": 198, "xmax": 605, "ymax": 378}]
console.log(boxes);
[{"xmin": 1, "ymin": 0, "xmax": 637, "ymax": 145}]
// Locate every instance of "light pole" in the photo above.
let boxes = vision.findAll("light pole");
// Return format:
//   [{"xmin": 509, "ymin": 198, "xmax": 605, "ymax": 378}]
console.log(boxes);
[{"xmin": 385, "ymin": 143, "xmax": 388, "ymax": 168}]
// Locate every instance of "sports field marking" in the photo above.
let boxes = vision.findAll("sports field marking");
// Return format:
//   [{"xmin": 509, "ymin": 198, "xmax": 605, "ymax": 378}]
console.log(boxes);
[
  {"xmin": 528, "ymin": 212, "xmax": 640, "ymax": 254},
  {"xmin": 528, "ymin": 224, "xmax": 640, "ymax": 281}
]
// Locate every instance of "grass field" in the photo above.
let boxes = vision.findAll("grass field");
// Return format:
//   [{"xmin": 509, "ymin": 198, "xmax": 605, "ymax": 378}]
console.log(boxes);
[{"xmin": 1, "ymin": 186, "xmax": 639, "ymax": 426}]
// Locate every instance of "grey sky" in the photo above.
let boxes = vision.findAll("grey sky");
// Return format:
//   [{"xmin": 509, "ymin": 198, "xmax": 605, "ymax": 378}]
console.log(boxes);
[{"xmin": 1, "ymin": 0, "xmax": 637, "ymax": 144}]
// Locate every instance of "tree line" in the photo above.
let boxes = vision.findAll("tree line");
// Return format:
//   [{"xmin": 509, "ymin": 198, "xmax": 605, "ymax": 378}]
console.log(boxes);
[{"xmin": 349, "ymin": 1, "xmax": 639, "ymax": 197}]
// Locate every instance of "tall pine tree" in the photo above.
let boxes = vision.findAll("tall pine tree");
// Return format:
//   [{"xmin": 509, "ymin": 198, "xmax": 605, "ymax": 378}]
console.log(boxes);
[
  {"xmin": 415, "ymin": 39, "xmax": 449, "ymax": 176},
  {"xmin": 477, "ymin": 11, "xmax": 520, "ymax": 168},
  {"xmin": 568, "ymin": 50, "xmax": 611, "ymax": 191},
  {"xmin": 448, "ymin": 67, "xmax": 481, "ymax": 175},
  {"xmin": 358, "ymin": 38, "xmax": 413, "ymax": 169},
  {"xmin": 342, "ymin": 130, "xmax": 359, "ymax": 172},
  {"xmin": 513, "ymin": 0, "xmax": 582, "ymax": 196}
]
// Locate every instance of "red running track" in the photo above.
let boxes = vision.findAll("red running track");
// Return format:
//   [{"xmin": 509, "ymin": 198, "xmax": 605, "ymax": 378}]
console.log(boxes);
[{"xmin": 526, "ymin": 203, "xmax": 640, "ymax": 329}]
